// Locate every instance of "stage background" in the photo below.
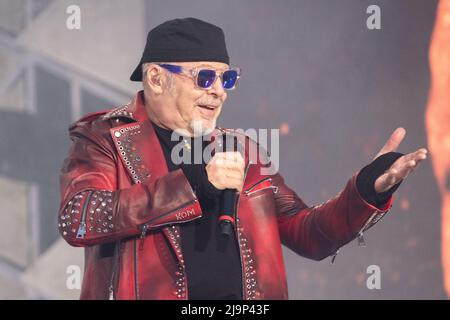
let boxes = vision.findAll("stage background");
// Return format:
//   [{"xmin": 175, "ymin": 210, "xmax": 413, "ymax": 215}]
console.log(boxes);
[{"xmin": 0, "ymin": 0, "xmax": 446, "ymax": 299}]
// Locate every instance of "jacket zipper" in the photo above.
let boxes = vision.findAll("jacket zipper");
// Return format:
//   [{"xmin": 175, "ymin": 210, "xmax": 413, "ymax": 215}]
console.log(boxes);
[
  {"xmin": 134, "ymin": 239, "xmax": 140, "ymax": 300},
  {"xmin": 356, "ymin": 210, "xmax": 380, "ymax": 247},
  {"xmin": 76, "ymin": 190, "xmax": 93, "ymax": 239},
  {"xmin": 139, "ymin": 200, "xmax": 197, "ymax": 231},
  {"xmin": 138, "ymin": 199, "xmax": 198, "ymax": 249},
  {"xmin": 331, "ymin": 210, "xmax": 380, "ymax": 264},
  {"xmin": 244, "ymin": 177, "xmax": 271, "ymax": 194},
  {"xmin": 139, "ymin": 224, "xmax": 148, "ymax": 251},
  {"xmin": 244, "ymin": 179, "xmax": 278, "ymax": 197},
  {"xmin": 108, "ymin": 240, "xmax": 121, "ymax": 300},
  {"xmin": 356, "ymin": 209, "xmax": 390, "ymax": 246}
]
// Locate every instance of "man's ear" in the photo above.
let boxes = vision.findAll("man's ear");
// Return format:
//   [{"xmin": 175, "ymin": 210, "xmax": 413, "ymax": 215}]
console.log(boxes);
[{"xmin": 145, "ymin": 65, "xmax": 164, "ymax": 94}]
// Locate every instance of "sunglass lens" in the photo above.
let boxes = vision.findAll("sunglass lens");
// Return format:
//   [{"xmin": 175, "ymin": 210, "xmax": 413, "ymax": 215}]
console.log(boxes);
[
  {"xmin": 197, "ymin": 70, "xmax": 216, "ymax": 88},
  {"xmin": 222, "ymin": 70, "xmax": 238, "ymax": 89}
]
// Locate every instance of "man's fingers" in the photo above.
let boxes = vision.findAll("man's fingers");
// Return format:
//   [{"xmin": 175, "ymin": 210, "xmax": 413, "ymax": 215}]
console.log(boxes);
[
  {"xmin": 212, "ymin": 152, "xmax": 245, "ymax": 165},
  {"xmin": 373, "ymin": 127, "xmax": 406, "ymax": 160},
  {"xmin": 226, "ymin": 177, "xmax": 244, "ymax": 190},
  {"xmin": 375, "ymin": 146, "xmax": 427, "ymax": 193},
  {"xmin": 215, "ymin": 175, "xmax": 243, "ymax": 191},
  {"xmin": 415, "ymin": 148, "xmax": 428, "ymax": 160},
  {"xmin": 418, "ymin": 148, "xmax": 428, "ymax": 155},
  {"xmin": 211, "ymin": 152, "xmax": 245, "ymax": 174},
  {"xmin": 221, "ymin": 170, "xmax": 244, "ymax": 181},
  {"xmin": 394, "ymin": 148, "xmax": 427, "ymax": 170},
  {"xmin": 387, "ymin": 157, "xmax": 422, "ymax": 183},
  {"xmin": 207, "ymin": 151, "xmax": 246, "ymax": 191},
  {"xmin": 213, "ymin": 158, "xmax": 245, "ymax": 175},
  {"xmin": 406, "ymin": 148, "xmax": 428, "ymax": 161}
]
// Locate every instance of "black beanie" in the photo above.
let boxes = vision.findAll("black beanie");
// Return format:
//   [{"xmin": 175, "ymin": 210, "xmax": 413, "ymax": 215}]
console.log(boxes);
[{"xmin": 130, "ymin": 17, "xmax": 230, "ymax": 81}]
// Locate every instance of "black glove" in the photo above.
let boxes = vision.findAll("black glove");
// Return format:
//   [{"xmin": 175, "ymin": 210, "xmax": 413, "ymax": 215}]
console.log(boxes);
[{"xmin": 356, "ymin": 151, "xmax": 404, "ymax": 207}]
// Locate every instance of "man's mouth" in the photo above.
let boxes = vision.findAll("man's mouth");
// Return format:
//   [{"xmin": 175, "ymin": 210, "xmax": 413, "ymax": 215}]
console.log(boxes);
[
  {"xmin": 197, "ymin": 104, "xmax": 219, "ymax": 119},
  {"xmin": 198, "ymin": 104, "xmax": 217, "ymax": 110}
]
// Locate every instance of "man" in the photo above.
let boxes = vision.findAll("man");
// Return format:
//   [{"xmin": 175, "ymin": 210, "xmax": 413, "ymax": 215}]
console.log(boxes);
[{"xmin": 58, "ymin": 18, "xmax": 427, "ymax": 300}]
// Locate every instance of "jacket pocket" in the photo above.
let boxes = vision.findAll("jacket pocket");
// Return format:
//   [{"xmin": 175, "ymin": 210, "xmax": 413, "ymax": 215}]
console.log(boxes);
[{"xmin": 244, "ymin": 178, "xmax": 278, "ymax": 197}]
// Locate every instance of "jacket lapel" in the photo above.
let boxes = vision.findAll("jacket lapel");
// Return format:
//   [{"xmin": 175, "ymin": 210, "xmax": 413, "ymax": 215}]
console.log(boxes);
[{"xmin": 109, "ymin": 91, "xmax": 186, "ymax": 265}]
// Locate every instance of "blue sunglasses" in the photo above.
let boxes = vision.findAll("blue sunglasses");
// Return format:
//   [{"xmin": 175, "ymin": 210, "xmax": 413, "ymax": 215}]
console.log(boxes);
[{"xmin": 158, "ymin": 63, "xmax": 241, "ymax": 90}]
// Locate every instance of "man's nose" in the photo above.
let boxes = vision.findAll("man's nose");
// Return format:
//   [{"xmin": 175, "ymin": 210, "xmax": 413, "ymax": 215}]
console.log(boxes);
[{"xmin": 207, "ymin": 76, "xmax": 225, "ymax": 97}]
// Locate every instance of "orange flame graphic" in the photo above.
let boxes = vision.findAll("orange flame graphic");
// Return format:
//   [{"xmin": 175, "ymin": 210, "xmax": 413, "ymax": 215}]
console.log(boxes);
[{"xmin": 426, "ymin": 0, "xmax": 450, "ymax": 298}]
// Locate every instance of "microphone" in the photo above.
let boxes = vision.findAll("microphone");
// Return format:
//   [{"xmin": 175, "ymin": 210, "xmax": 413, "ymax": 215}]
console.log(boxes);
[
  {"xmin": 220, "ymin": 189, "xmax": 237, "ymax": 236},
  {"xmin": 219, "ymin": 134, "xmax": 238, "ymax": 236}
]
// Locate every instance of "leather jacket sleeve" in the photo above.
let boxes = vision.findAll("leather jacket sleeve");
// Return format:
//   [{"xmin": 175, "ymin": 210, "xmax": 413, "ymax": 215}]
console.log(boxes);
[
  {"xmin": 273, "ymin": 170, "xmax": 394, "ymax": 261},
  {"xmin": 58, "ymin": 120, "xmax": 202, "ymax": 247}
]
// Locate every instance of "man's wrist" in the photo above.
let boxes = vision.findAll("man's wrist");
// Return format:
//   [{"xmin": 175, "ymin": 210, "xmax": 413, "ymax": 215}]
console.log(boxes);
[{"xmin": 356, "ymin": 151, "xmax": 404, "ymax": 207}]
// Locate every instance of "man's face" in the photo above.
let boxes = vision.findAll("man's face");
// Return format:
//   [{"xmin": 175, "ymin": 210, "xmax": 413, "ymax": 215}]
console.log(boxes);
[{"xmin": 158, "ymin": 61, "xmax": 229, "ymax": 136}]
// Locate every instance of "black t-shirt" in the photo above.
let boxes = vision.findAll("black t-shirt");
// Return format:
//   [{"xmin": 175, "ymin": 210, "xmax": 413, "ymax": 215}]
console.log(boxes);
[{"xmin": 151, "ymin": 122, "xmax": 243, "ymax": 300}]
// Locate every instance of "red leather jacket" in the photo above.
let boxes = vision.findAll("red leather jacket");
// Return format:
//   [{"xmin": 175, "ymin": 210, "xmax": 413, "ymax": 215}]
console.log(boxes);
[{"xmin": 58, "ymin": 91, "xmax": 394, "ymax": 300}]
